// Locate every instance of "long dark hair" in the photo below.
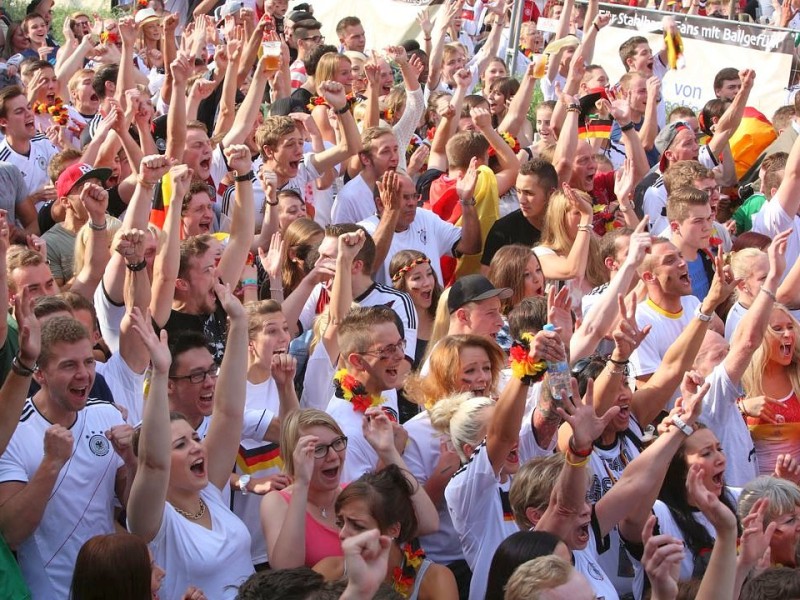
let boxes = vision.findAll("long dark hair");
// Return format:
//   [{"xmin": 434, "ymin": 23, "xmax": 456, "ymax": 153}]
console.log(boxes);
[
  {"xmin": 485, "ymin": 531, "xmax": 563, "ymax": 600},
  {"xmin": 658, "ymin": 424, "xmax": 741, "ymax": 577},
  {"xmin": 71, "ymin": 533, "xmax": 152, "ymax": 600}
]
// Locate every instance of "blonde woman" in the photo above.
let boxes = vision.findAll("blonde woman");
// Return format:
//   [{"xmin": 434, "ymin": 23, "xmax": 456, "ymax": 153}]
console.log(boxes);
[
  {"xmin": 727, "ymin": 247, "xmax": 768, "ymax": 340},
  {"xmin": 742, "ymin": 305, "xmax": 800, "ymax": 475},
  {"xmin": 278, "ymin": 217, "xmax": 324, "ymax": 298},
  {"xmin": 312, "ymin": 53, "xmax": 354, "ymax": 144},
  {"xmin": 403, "ymin": 335, "xmax": 505, "ymax": 594},
  {"xmin": 534, "ymin": 185, "xmax": 605, "ymax": 318}
]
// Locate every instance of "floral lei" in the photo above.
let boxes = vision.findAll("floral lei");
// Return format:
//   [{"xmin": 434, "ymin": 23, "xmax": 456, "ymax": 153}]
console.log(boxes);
[
  {"xmin": 488, "ymin": 131, "xmax": 521, "ymax": 157},
  {"xmin": 100, "ymin": 30, "xmax": 120, "ymax": 45},
  {"xmin": 333, "ymin": 368, "xmax": 385, "ymax": 413},
  {"xmin": 593, "ymin": 204, "xmax": 619, "ymax": 233},
  {"xmin": 509, "ymin": 332, "xmax": 548, "ymax": 385},
  {"xmin": 32, "ymin": 97, "xmax": 69, "ymax": 126},
  {"xmin": 405, "ymin": 136, "xmax": 429, "ymax": 170},
  {"xmin": 137, "ymin": 0, "xmax": 149, "ymax": 7},
  {"xmin": 392, "ymin": 542, "xmax": 426, "ymax": 598},
  {"xmin": 307, "ymin": 92, "xmax": 357, "ymax": 114}
]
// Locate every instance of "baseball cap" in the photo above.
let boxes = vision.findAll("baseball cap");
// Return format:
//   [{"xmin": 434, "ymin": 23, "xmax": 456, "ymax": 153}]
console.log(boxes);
[
  {"xmin": 288, "ymin": 10, "xmax": 314, "ymax": 23},
  {"xmin": 56, "ymin": 163, "xmax": 112, "ymax": 199},
  {"xmin": 655, "ymin": 120, "xmax": 692, "ymax": 171},
  {"xmin": 447, "ymin": 275, "xmax": 512, "ymax": 313}
]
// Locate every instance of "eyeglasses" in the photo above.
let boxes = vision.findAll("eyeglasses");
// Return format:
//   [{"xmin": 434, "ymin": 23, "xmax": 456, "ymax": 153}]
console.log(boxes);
[
  {"xmin": 169, "ymin": 366, "xmax": 220, "ymax": 384},
  {"xmin": 358, "ymin": 339, "xmax": 407, "ymax": 360},
  {"xmin": 302, "ymin": 35, "xmax": 324, "ymax": 42},
  {"xmin": 314, "ymin": 436, "xmax": 348, "ymax": 458}
]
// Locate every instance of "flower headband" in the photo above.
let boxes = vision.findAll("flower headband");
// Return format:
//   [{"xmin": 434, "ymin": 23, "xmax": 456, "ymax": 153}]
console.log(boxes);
[{"xmin": 391, "ymin": 256, "xmax": 430, "ymax": 282}]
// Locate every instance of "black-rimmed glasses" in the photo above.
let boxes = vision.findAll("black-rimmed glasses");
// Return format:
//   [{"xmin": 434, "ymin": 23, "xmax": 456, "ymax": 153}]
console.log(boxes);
[
  {"xmin": 169, "ymin": 366, "xmax": 220, "ymax": 384},
  {"xmin": 314, "ymin": 436, "xmax": 348, "ymax": 458}
]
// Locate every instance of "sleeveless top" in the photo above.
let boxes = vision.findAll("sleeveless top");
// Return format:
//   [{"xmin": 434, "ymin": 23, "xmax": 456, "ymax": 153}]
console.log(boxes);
[
  {"xmin": 276, "ymin": 489, "xmax": 343, "ymax": 567},
  {"xmin": 746, "ymin": 391, "xmax": 800, "ymax": 475},
  {"xmin": 341, "ymin": 555, "xmax": 433, "ymax": 599}
]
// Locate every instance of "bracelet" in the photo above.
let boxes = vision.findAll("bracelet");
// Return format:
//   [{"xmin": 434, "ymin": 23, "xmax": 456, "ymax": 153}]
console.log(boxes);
[
  {"xmin": 565, "ymin": 453, "xmax": 590, "ymax": 468},
  {"xmin": 137, "ymin": 178, "xmax": 159, "ymax": 187},
  {"xmin": 88, "ymin": 220, "xmax": 107, "ymax": 231},
  {"xmin": 577, "ymin": 224, "xmax": 593, "ymax": 233},
  {"xmin": 566, "ymin": 106, "xmax": 581, "ymax": 115},
  {"xmin": 737, "ymin": 399, "xmax": 751, "ymax": 417},
  {"xmin": 568, "ymin": 435, "xmax": 593, "ymax": 457},
  {"xmin": 11, "ymin": 354, "xmax": 37, "ymax": 376},
  {"xmin": 335, "ymin": 105, "xmax": 351, "ymax": 115},
  {"xmin": 694, "ymin": 306, "xmax": 713, "ymax": 322},
  {"xmin": 593, "ymin": 22, "xmax": 600, "ymax": 32},
  {"xmin": 241, "ymin": 278, "xmax": 257, "ymax": 287},
  {"xmin": 266, "ymin": 199, "xmax": 279, "ymax": 206},
  {"xmin": 125, "ymin": 259, "xmax": 147, "ymax": 272},
  {"xmin": 760, "ymin": 285, "xmax": 777, "ymax": 301},
  {"xmin": 270, "ymin": 286, "xmax": 284, "ymax": 292},
  {"xmin": 609, "ymin": 357, "xmax": 629, "ymax": 366},
  {"xmin": 424, "ymin": 37, "xmax": 432, "ymax": 41},
  {"xmin": 459, "ymin": 197, "xmax": 477, "ymax": 206},
  {"xmin": 671, "ymin": 414, "xmax": 694, "ymax": 436},
  {"xmin": 619, "ymin": 121, "xmax": 635, "ymax": 132},
  {"xmin": 606, "ymin": 363, "xmax": 627, "ymax": 376},
  {"xmin": 234, "ymin": 170, "xmax": 254, "ymax": 182}
]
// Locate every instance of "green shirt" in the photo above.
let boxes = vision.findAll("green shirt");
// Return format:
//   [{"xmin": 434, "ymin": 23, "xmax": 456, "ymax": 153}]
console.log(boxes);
[
  {"xmin": 733, "ymin": 193, "xmax": 766, "ymax": 235},
  {"xmin": 0, "ymin": 537, "xmax": 31, "ymax": 600}
]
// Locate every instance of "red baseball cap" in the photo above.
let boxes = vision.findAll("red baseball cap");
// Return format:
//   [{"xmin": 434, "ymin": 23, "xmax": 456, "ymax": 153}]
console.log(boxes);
[{"xmin": 56, "ymin": 163, "xmax": 112, "ymax": 199}]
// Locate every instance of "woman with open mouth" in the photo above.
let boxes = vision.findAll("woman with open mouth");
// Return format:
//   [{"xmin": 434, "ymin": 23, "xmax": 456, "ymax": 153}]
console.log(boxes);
[
  {"xmin": 126, "ymin": 284, "xmax": 254, "ymax": 600},
  {"xmin": 742, "ymin": 305, "xmax": 800, "ymax": 474}
]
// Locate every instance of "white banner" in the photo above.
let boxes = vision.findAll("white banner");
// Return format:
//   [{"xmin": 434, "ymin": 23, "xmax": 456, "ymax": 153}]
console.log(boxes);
[{"xmin": 590, "ymin": 4, "xmax": 795, "ymax": 119}]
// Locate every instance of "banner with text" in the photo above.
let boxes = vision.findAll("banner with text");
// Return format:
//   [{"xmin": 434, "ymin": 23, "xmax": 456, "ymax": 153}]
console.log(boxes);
[{"xmin": 593, "ymin": 4, "xmax": 795, "ymax": 119}]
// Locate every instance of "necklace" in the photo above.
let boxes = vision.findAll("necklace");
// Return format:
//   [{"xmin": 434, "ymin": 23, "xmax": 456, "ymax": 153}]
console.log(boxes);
[{"xmin": 174, "ymin": 497, "xmax": 206, "ymax": 520}]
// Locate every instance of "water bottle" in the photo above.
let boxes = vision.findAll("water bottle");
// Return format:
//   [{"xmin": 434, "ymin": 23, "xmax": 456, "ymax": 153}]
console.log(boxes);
[{"xmin": 543, "ymin": 324, "xmax": 571, "ymax": 406}]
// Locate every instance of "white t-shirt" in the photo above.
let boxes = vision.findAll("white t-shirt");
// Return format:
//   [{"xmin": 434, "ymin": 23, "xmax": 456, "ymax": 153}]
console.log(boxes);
[
  {"xmin": 331, "ymin": 174, "xmax": 375, "ymax": 225},
  {"xmin": 147, "ymin": 483, "xmax": 254, "ymax": 600},
  {"xmin": 700, "ymin": 363, "xmax": 756, "ymax": 487},
  {"xmin": 301, "ymin": 341, "xmax": 337, "ymax": 411},
  {"xmin": 404, "ymin": 411, "xmax": 465, "ymax": 564},
  {"xmin": 232, "ymin": 378, "xmax": 281, "ymax": 565},
  {"xmin": 752, "ymin": 199, "xmax": 800, "ymax": 281},
  {"xmin": 724, "ymin": 301, "xmax": 747, "ymax": 341},
  {"xmin": 325, "ymin": 391, "xmax": 399, "ymax": 483},
  {"xmin": 358, "ymin": 208, "xmax": 462, "ymax": 286},
  {"xmin": 650, "ymin": 487, "xmax": 741, "ymax": 582},
  {"xmin": 95, "ymin": 352, "xmax": 146, "ymax": 425},
  {"xmin": 299, "ymin": 282, "xmax": 418, "ymax": 363},
  {"xmin": 0, "ymin": 134, "xmax": 59, "ymax": 203},
  {"xmin": 94, "ymin": 280, "xmax": 126, "ymax": 355},
  {"xmin": 445, "ymin": 438, "xmax": 521, "ymax": 600},
  {"xmin": 0, "ymin": 399, "xmax": 125, "ymax": 598},
  {"xmin": 630, "ymin": 296, "xmax": 701, "ymax": 380},
  {"xmin": 574, "ymin": 521, "xmax": 620, "ymax": 600},
  {"xmin": 587, "ymin": 423, "xmax": 643, "ymax": 598}
]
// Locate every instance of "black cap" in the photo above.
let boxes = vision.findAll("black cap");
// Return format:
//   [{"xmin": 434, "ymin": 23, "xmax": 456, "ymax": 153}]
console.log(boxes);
[
  {"xmin": 448, "ymin": 275, "xmax": 512, "ymax": 313},
  {"xmin": 288, "ymin": 10, "xmax": 313, "ymax": 22},
  {"xmin": 270, "ymin": 97, "xmax": 309, "ymax": 116}
]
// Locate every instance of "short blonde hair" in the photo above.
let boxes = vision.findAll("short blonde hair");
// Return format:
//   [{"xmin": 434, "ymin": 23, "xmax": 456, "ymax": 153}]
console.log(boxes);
[
  {"xmin": 280, "ymin": 409, "xmax": 344, "ymax": 477},
  {"xmin": 509, "ymin": 454, "xmax": 566, "ymax": 530},
  {"xmin": 504, "ymin": 556, "xmax": 573, "ymax": 600}
]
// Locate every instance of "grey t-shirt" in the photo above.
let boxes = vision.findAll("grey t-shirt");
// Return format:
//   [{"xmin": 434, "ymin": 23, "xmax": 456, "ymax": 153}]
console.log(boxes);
[
  {"xmin": 42, "ymin": 224, "xmax": 76, "ymax": 282},
  {"xmin": 0, "ymin": 161, "xmax": 26, "ymax": 224}
]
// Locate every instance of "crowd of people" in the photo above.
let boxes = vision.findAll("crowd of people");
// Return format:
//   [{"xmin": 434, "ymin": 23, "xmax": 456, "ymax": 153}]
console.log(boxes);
[{"xmin": 2, "ymin": 0, "xmax": 800, "ymax": 598}]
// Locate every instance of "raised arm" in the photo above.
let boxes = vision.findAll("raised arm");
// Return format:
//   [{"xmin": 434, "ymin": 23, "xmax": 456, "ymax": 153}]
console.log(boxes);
[
  {"xmin": 150, "ymin": 164, "xmax": 192, "ymax": 327},
  {"xmin": 203, "ymin": 283, "xmax": 248, "ymax": 491},
  {"xmin": 216, "ymin": 146, "xmax": 255, "ymax": 287},
  {"xmin": 727, "ymin": 230, "xmax": 787, "ymax": 383},
  {"xmin": 610, "ymin": 98, "xmax": 649, "ymax": 185},
  {"xmin": 771, "ymin": 122, "xmax": 800, "ymax": 230},
  {"xmin": 223, "ymin": 54, "xmax": 275, "ymax": 147},
  {"xmin": 571, "ymin": 221, "xmax": 651, "ymax": 361},
  {"xmin": 69, "ymin": 184, "xmax": 110, "ymax": 300},
  {"xmin": 322, "ymin": 231, "xmax": 365, "ymax": 359},
  {"xmin": 707, "ymin": 69, "xmax": 754, "ymax": 159},
  {"xmin": 452, "ymin": 157, "xmax": 482, "ymax": 256},
  {"xmin": 498, "ymin": 62, "xmax": 539, "ymax": 140},
  {"xmin": 117, "ymin": 230, "xmax": 153, "ymax": 375},
  {"xmin": 428, "ymin": 70, "xmax": 469, "ymax": 172},
  {"xmin": 115, "ymin": 16, "xmax": 138, "ymax": 111},
  {"xmin": 125, "ymin": 309, "xmax": 173, "ymax": 543},
  {"xmin": 471, "ymin": 105, "xmax": 519, "ymax": 196},
  {"xmin": 308, "ymin": 82, "xmax": 362, "ymax": 175},
  {"xmin": 370, "ymin": 171, "xmax": 402, "ymax": 275},
  {"xmin": 165, "ymin": 54, "xmax": 191, "ymax": 164},
  {"xmin": 553, "ymin": 97, "xmax": 579, "ymax": 184},
  {"xmin": 426, "ymin": 0, "xmax": 460, "ymax": 91},
  {"xmin": 212, "ymin": 26, "xmax": 244, "ymax": 139}
]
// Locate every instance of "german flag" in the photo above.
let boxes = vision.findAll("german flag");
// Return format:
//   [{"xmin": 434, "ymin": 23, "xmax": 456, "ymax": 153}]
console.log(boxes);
[
  {"xmin": 729, "ymin": 107, "xmax": 777, "ymax": 180},
  {"xmin": 236, "ymin": 441, "xmax": 284, "ymax": 475}
]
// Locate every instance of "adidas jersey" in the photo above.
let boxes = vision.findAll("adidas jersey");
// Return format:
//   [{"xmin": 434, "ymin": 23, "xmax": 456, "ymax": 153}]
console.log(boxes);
[
  {"xmin": 0, "ymin": 135, "xmax": 58, "ymax": 204},
  {"xmin": 0, "ymin": 398, "xmax": 125, "ymax": 598}
]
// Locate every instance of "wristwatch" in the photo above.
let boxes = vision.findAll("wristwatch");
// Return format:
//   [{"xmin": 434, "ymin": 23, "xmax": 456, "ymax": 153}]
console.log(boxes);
[
  {"xmin": 239, "ymin": 474, "xmax": 251, "ymax": 495},
  {"xmin": 694, "ymin": 306, "xmax": 713, "ymax": 322}
]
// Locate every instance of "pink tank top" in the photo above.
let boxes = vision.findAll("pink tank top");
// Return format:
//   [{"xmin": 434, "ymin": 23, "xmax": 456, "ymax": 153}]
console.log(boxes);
[{"xmin": 277, "ymin": 490, "xmax": 343, "ymax": 567}]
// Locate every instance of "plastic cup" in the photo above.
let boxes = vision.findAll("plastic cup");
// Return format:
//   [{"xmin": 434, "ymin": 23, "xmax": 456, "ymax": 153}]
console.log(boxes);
[{"xmin": 262, "ymin": 40, "xmax": 281, "ymax": 70}]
